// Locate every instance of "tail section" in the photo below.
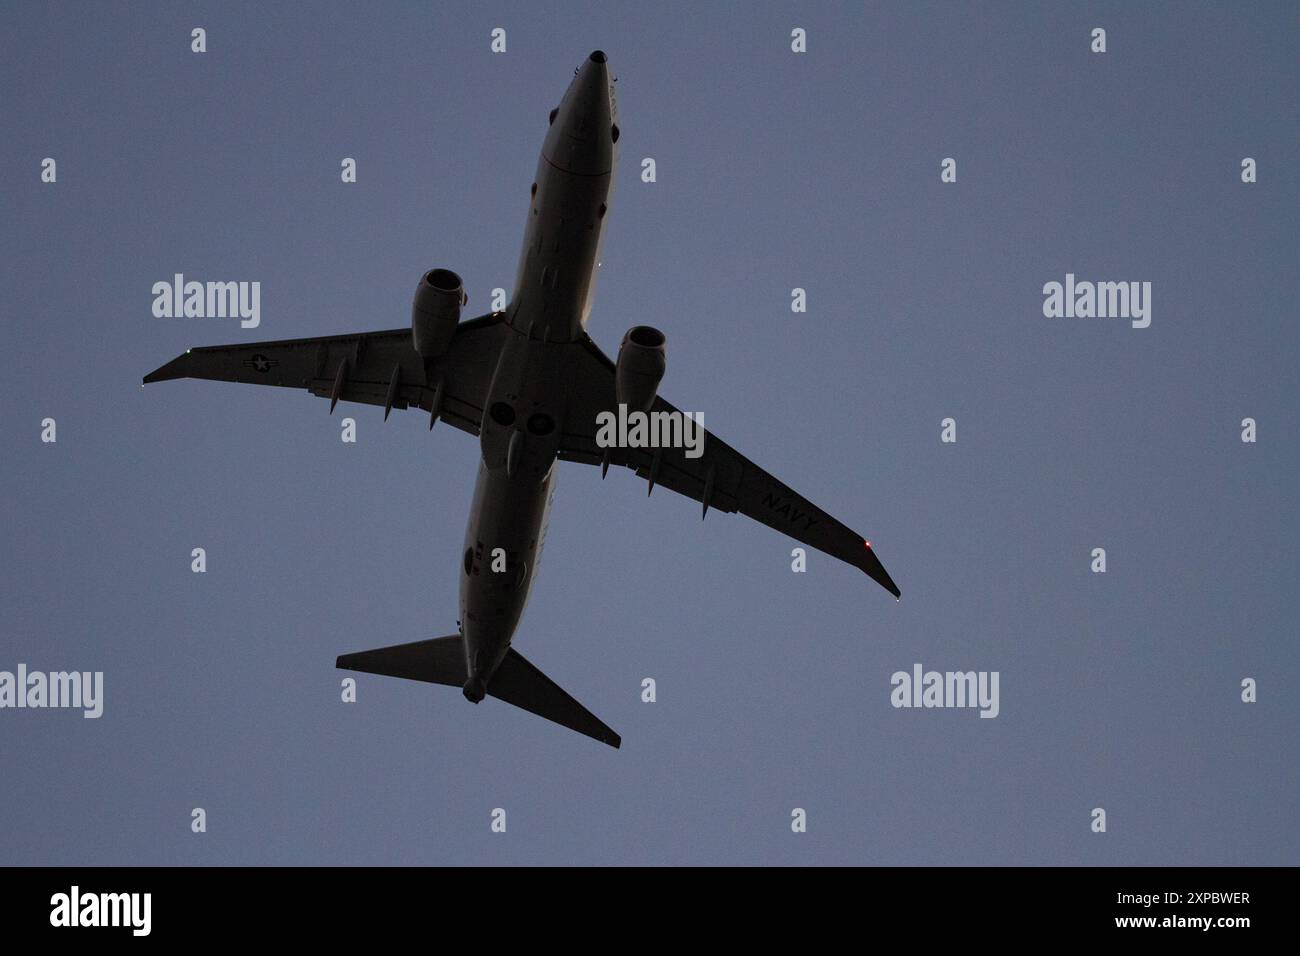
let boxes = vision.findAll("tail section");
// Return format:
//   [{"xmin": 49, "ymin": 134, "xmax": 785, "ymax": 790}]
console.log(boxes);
[{"xmin": 336, "ymin": 636, "xmax": 620, "ymax": 748}]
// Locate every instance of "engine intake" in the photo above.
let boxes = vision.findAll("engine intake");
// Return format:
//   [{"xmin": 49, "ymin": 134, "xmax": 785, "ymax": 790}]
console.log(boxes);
[
  {"xmin": 615, "ymin": 326, "xmax": 666, "ymax": 413},
  {"xmin": 412, "ymin": 269, "xmax": 466, "ymax": 357}
]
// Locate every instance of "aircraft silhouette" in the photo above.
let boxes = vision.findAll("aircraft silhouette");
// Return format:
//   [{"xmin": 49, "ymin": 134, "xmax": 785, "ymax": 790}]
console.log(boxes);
[{"xmin": 145, "ymin": 52, "xmax": 899, "ymax": 748}]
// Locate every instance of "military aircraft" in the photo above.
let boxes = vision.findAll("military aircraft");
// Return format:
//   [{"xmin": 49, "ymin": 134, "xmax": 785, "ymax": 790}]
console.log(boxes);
[{"xmin": 144, "ymin": 51, "xmax": 899, "ymax": 748}]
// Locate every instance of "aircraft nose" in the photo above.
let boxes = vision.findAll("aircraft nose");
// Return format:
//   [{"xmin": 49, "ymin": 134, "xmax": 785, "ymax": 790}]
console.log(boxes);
[
  {"xmin": 569, "ymin": 52, "xmax": 610, "ymax": 132},
  {"xmin": 543, "ymin": 52, "xmax": 614, "ymax": 175}
]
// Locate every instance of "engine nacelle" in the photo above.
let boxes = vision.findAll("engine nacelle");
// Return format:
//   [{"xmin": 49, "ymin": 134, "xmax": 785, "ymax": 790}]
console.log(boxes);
[
  {"xmin": 412, "ymin": 269, "xmax": 466, "ymax": 358},
  {"xmin": 615, "ymin": 326, "xmax": 666, "ymax": 413}
]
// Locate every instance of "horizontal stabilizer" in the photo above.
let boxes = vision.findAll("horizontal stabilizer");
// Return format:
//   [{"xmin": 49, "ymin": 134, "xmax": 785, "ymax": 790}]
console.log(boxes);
[
  {"xmin": 488, "ymin": 648, "xmax": 621, "ymax": 748},
  {"xmin": 336, "ymin": 635, "xmax": 466, "ymax": 687},
  {"xmin": 336, "ymin": 637, "xmax": 620, "ymax": 748}
]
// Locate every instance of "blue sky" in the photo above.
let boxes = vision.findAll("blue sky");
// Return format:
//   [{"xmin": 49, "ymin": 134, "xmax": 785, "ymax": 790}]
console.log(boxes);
[{"xmin": 1, "ymin": 1, "xmax": 1296, "ymax": 865}]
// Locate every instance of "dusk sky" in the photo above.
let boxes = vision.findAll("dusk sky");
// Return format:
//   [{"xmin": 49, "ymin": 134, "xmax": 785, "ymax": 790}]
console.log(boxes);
[{"xmin": 2, "ymin": 1, "xmax": 1296, "ymax": 865}]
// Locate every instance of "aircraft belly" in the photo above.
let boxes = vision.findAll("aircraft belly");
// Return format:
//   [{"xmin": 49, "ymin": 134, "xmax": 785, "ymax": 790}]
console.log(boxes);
[
  {"xmin": 511, "ymin": 156, "xmax": 611, "ymax": 342},
  {"xmin": 458, "ymin": 460, "xmax": 556, "ymax": 681}
]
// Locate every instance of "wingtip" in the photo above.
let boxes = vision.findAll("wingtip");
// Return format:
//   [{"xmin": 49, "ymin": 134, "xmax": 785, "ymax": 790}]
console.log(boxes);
[
  {"xmin": 860, "ymin": 544, "xmax": 901, "ymax": 600},
  {"xmin": 142, "ymin": 352, "xmax": 190, "ymax": 384}
]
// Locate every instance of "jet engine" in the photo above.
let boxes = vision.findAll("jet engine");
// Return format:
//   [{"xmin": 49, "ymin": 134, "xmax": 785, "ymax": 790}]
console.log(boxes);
[
  {"xmin": 615, "ymin": 326, "xmax": 666, "ymax": 413},
  {"xmin": 412, "ymin": 269, "xmax": 466, "ymax": 358}
]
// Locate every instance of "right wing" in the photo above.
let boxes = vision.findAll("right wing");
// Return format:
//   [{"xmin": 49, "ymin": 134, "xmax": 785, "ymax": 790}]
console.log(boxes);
[
  {"xmin": 558, "ymin": 337, "xmax": 900, "ymax": 598},
  {"xmin": 143, "ymin": 314, "xmax": 508, "ymax": 435}
]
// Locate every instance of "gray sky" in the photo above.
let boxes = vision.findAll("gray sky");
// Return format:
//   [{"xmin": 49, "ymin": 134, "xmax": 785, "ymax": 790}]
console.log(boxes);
[{"xmin": 2, "ymin": 1, "xmax": 1296, "ymax": 865}]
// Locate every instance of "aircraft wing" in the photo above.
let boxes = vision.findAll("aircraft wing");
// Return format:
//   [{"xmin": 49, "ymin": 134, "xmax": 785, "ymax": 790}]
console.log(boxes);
[
  {"xmin": 143, "ymin": 314, "xmax": 509, "ymax": 435},
  {"xmin": 557, "ymin": 337, "xmax": 900, "ymax": 598}
]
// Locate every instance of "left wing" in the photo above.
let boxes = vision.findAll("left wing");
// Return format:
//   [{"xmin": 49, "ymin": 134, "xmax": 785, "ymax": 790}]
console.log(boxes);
[
  {"xmin": 143, "ymin": 314, "xmax": 508, "ymax": 435},
  {"xmin": 558, "ymin": 337, "xmax": 900, "ymax": 598}
]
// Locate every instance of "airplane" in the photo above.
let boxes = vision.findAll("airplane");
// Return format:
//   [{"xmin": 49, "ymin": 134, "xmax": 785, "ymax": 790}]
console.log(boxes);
[{"xmin": 143, "ymin": 51, "xmax": 899, "ymax": 749}]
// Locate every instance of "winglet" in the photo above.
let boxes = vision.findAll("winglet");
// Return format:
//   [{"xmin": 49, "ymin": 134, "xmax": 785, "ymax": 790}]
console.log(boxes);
[
  {"xmin": 859, "ymin": 542, "xmax": 901, "ymax": 599},
  {"xmin": 143, "ymin": 351, "xmax": 192, "ymax": 384}
]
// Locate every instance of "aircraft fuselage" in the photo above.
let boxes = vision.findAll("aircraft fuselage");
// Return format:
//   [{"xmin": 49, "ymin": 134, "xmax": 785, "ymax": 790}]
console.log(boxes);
[{"xmin": 458, "ymin": 52, "xmax": 617, "ymax": 701}]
